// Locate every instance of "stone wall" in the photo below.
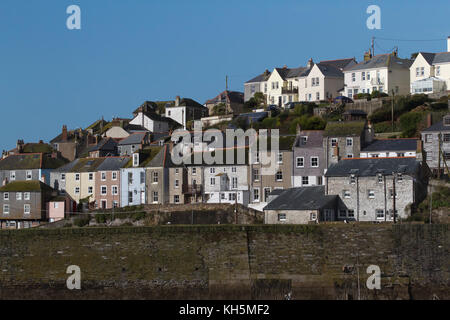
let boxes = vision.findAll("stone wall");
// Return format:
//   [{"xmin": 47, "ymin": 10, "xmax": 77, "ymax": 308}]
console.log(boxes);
[{"xmin": 0, "ymin": 224, "xmax": 448, "ymax": 300}]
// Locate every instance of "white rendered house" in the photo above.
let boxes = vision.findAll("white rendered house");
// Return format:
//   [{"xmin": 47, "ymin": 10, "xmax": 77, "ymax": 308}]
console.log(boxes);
[{"xmin": 344, "ymin": 52, "xmax": 412, "ymax": 98}]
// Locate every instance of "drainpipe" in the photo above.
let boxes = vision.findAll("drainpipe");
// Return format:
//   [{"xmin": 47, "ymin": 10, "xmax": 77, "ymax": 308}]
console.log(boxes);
[{"xmin": 356, "ymin": 175, "xmax": 360, "ymax": 222}]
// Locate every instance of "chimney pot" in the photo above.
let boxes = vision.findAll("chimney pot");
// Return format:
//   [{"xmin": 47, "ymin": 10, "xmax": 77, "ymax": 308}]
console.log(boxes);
[
  {"xmin": 175, "ymin": 96, "xmax": 181, "ymax": 107},
  {"xmin": 62, "ymin": 125, "xmax": 68, "ymax": 142}
]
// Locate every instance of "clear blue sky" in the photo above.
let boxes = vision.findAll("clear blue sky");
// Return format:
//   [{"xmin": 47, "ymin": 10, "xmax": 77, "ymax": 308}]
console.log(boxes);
[{"xmin": 0, "ymin": 0, "xmax": 448, "ymax": 150}]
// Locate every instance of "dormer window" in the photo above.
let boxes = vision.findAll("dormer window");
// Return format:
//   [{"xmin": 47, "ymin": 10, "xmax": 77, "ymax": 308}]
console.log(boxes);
[{"xmin": 301, "ymin": 136, "xmax": 307, "ymax": 145}]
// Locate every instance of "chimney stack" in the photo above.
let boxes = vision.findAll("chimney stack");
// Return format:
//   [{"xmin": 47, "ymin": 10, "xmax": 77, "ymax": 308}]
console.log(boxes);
[
  {"xmin": 364, "ymin": 50, "xmax": 372, "ymax": 62},
  {"xmin": 307, "ymin": 58, "xmax": 314, "ymax": 69},
  {"xmin": 175, "ymin": 96, "xmax": 181, "ymax": 107},
  {"xmin": 16, "ymin": 139, "xmax": 24, "ymax": 153},
  {"xmin": 62, "ymin": 125, "xmax": 68, "ymax": 142},
  {"xmin": 427, "ymin": 113, "xmax": 432, "ymax": 128}
]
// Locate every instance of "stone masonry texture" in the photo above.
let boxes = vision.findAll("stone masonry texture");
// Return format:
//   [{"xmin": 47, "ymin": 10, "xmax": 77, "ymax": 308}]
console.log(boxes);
[{"xmin": 0, "ymin": 224, "xmax": 448, "ymax": 300}]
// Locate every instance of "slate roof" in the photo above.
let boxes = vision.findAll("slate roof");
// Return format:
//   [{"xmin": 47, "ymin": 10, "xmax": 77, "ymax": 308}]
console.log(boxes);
[
  {"xmin": 87, "ymin": 138, "xmax": 118, "ymax": 153},
  {"xmin": 319, "ymin": 58, "xmax": 356, "ymax": 70},
  {"xmin": 316, "ymin": 63, "xmax": 345, "ymax": 78},
  {"xmin": 344, "ymin": 53, "xmax": 412, "ymax": 72},
  {"xmin": 433, "ymin": 52, "xmax": 450, "ymax": 64},
  {"xmin": 362, "ymin": 139, "xmax": 418, "ymax": 152},
  {"xmin": 67, "ymin": 158, "xmax": 106, "ymax": 173},
  {"xmin": 125, "ymin": 124, "xmax": 148, "ymax": 132},
  {"xmin": 294, "ymin": 131, "xmax": 324, "ymax": 148},
  {"xmin": 263, "ymin": 186, "xmax": 337, "ymax": 211},
  {"xmin": 118, "ymin": 133, "xmax": 147, "ymax": 146},
  {"xmin": 146, "ymin": 145, "xmax": 180, "ymax": 168},
  {"xmin": 325, "ymin": 157, "xmax": 420, "ymax": 177},
  {"xmin": 245, "ymin": 70, "xmax": 271, "ymax": 84},
  {"xmin": 96, "ymin": 157, "xmax": 130, "ymax": 171},
  {"xmin": 0, "ymin": 153, "xmax": 67, "ymax": 170},
  {"xmin": 324, "ymin": 121, "xmax": 366, "ymax": 137},
  {"xmin": 204, "ymin": 90, "xmax": 244, "ymax": 105},
  {"xmin": 167, "ymin": 98, "xmax": 207, "ymax": 109},
  {"xmin": 422, "ymin": 120, "xmax": 450, "ymax": 132},
  {"xmin": 0, "ymin": 180, "xmax": 55, "ymax": 193},
  {"xmin": 418, "ymin": 52, "xmax": 450, "ymax": 65},
  {"xmin": 275, "ymin": 67, "xmax": 309, "ymax": 80}
]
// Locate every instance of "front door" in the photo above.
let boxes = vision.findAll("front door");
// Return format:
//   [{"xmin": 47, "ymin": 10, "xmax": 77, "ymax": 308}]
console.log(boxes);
[
  {"xmin": 101, "ymin": 200, "xmax": 107, "ymax": 210},
  {"xmin": 264, "ymin": 187, "xmax": 271, "ymax": 202},
  {"xmin": 324, "ymin": 209, "xmax": 334, "ymax": 221}
]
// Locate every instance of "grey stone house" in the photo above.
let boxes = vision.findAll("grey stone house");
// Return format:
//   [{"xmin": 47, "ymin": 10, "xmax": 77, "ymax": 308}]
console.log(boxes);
[
  {"xmin": 118, "ymin": 132, "xmax": 151, "ymax": 156},
  {"xmin": 0, "ymin": 153, "xmax": 67, "ymax": 187},
  {"xmin": 0, "ymin": 181, "xmax": 56, "ymax": 229},
  {"xmin": 325, "ymin": 157, "xmax": 428, "ymax": 222},
  {"xmin": 249, "ymin": 136, "xmax": 295, "ymax": 210},
  {"xmin": 146, "ymin": 145, "xmax": 180, "ymax": 204},
  {"xmin": 323, "ymin": 120, "xmax": 374, "ymax": 168},
  {"xmin": 263, "ymin": 186, "xmax": 338, "ymax": 224},
  {"xmin": 293, "ymin": 130, "xmax": 326, "ymax": 187},
  {"xmin": 421, "ymin": 114, "xmax": 450, "ymax": 176}
]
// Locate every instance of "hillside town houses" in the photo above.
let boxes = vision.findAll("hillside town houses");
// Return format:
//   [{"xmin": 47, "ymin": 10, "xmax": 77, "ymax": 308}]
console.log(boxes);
[{"xmin": 2, "ymin": 37, "xmax": 450, "ymax": 229}]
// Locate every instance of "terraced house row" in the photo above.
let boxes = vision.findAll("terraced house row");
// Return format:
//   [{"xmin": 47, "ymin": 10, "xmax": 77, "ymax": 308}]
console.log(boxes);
[{"xmin": 0, "ymin": 115, "xmax": 434, "ymax": 229}]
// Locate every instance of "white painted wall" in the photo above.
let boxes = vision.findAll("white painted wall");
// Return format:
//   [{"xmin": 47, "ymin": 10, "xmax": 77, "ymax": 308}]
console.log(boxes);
[{"xmin": 130, "ymin": 113, "xmax": 169, "ymax": 133}]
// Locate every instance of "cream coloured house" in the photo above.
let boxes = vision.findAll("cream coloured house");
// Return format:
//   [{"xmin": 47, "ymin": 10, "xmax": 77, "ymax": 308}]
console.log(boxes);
[
  {"xmin": 265, "ymin": 66, "xmax": 308, "ymax": 107},
  {"xmin": 344, "ymin": 52, "xmax": 412, "ymax": 98},
  {"xmin": 299, "ymin": 58, "xmax": 356, "ymax": 102},
  {"xmin": 410, "ymin": 37, "xmax": 450, "ymax": 94}
]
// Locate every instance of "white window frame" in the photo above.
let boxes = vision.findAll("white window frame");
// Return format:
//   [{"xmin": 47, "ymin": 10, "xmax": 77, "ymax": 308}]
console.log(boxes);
[
  {"xmin": 101, "ymin": 172, "xmax": 106, "ymax": 181},
  {"xmin": 10, "ymin": 171, "xmax": 16, "ymax": 181},
  {"xmin": 296, "ymin": 157, "xmax": 304, "ymax": 168},
  {"xmin": 16, "ymin": 192, "xmax": 22, "ymax": 201},
  {"xmin": 276, "ymin": 171, "xmax": 283, "ymax": 181},
  {"xmin": 26, "ymin": 170, "xmax": 32, "ymax": 180},
  {"xmin": 368, "ymin": 190, "xmax": 375, "ymax": 199},
  {"xmin": 24, "ymin": 192, "xmax": 30, "ymax": 200},
  {"xmin": 311, "ymin": 157, "xmax": 319, "ymax": 168},
  {"xmin": 343, "ymin": 190, "xmax": 351, "ymax": 199},
  {"xmin": 253, "ymin": 188, "xmax": 260, "ymax": 202},
  {"xmin": 112, "ymin": 185, "xmax": 118, "ymax": 195},
  {"xmin": 3, "ymin": 192, "xmax": 9, "ymax": 201},
  {"xmin": 112, "ymin": 172, "xmax": 118, "ymax": 180},
  {"xmin": 75, "ymin": 187, "xmax": 80, "ymax": 194},
  {"xmin": 278, "ymin": 213, "xmax": 287, "ymax": 222},
  {"xmin": 88, "ymin": 186, "xmax": 93, "ymax": 194},
  {"xmin": 75, "ymin": 173, "xmax": 80, "ymax": 181},
  {"xmin": 24, "ymin": 204, "xmax": 31, "ymax": 215},
  {"xmin": 3, "ymin": 204, "xmax": 10, "ymax": 215},
  {"xmin": 346, "ymin": 138, "xmax": 353, "ymax": 146},
  {"xmin": 101, "ymin": 185, "xmax": 107, "ymax": 196}
]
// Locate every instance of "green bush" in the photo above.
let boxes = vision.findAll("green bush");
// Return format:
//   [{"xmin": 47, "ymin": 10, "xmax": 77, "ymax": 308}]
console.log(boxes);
[
  {"xmin": 371, "ymin": 90, "xmax": 389, "ymax": 98},
  {"xmin": 399, "ymin": 112, "xmax": 424, "ymax": 137},
  {"xmin": 73, "ymin": 217, "xmax": 91, "ymax": 228},
  {"xmin": 354, "ymin": 93, "xmax": 371, "ymax": 101},
  {"xmin": 95, "ymin": 214, "xmax": 107, "ymax": 224},
  {"xmin": 132, "ymin": 212, "xmax": 147, "ymax": 221}
]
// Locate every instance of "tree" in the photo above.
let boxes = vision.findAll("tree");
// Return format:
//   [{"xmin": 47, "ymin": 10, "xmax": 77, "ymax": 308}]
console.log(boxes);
[
  {"xmin": 212, "ymin": 103, "xmax": 227, "ymax": 116},
  {"xmin": 253, "ymin": 92, "xmax": 266, "ymax": 107}
]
